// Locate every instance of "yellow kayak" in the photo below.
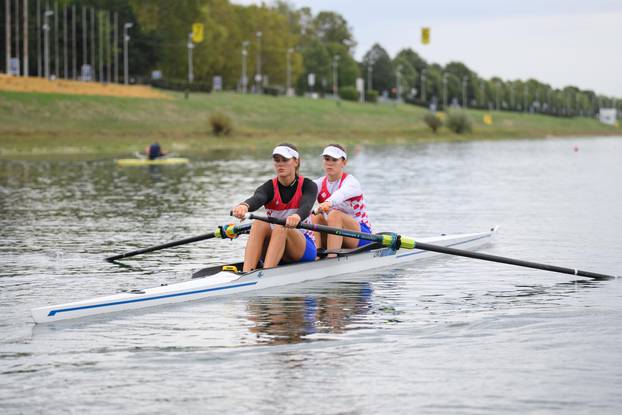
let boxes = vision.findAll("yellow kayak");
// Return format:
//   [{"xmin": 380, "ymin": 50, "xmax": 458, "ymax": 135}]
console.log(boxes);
[{"xmin": 115, "ymin": 157, "xmax": 189, "ymax": 166}]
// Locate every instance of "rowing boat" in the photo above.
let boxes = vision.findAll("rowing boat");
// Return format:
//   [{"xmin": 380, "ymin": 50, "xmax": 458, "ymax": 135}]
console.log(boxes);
[
  {"xmin": 31, "ymin": 226, "xmax": 498, "ymax": 324},
  {"xmin": 115, "ymin": 157, "xmax": 189, "ymax": 166}
]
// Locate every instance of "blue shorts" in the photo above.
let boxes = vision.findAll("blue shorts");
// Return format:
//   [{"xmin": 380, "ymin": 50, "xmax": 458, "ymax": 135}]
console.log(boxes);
[
  {"xmin": 357, "ymin": 222, "xmax": 373, "ymax": 247},
  {"xmin": 298, "ymin": 234, "xmax": 317, "ymax": 262}
]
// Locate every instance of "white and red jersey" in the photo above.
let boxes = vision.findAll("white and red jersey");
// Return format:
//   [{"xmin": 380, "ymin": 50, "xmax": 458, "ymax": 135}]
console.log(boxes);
[
  {"xmin": 264, "ymin": 176, "xmax": 315, "ymax": 240},
  {"xmin": 314, "ymin": 173, "xmax": 371, "ymax": 230}
]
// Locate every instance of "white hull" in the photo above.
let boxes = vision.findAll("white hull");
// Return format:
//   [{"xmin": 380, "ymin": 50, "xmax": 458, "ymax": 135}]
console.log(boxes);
[{"xmin": 32, "ymin": 227, "xmax": 498, "ymax": 324}]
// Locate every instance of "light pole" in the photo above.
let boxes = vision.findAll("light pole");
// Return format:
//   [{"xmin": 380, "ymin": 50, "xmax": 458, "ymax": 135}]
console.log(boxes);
[
  {"xmin": 395, "ymin": 64, "xmax": 402, "ymax": 102},
  {"xmin": 187, "ymin": 32, "xmax": 194, "ymax": 84},
  {"xmin": 123, "ymin": 22, "xmax": 132, "ymax": 85},
  {"xmin": 286, "ymin": 47, "xmax": 293, "ymax": 96},
  {"xmin": 5, "ymin": 0, "xmax": 10, "ymax": 74},
  {"xmin": 462, "ymin": 76, "xmax": 468, "ymax": 108},
  {"xmin": 255, "ymin": 31, "xmax": 262, "ymax": 93},
  {"xmin": 442, "ymin": 72, "xmax": 448, "ymax": 110},
  {"xmin": 43, "ymin": 9, "xmax": 53, "ymax": 79},
  {"xmin": 23, "ymin": 0, "xmax": 29, "ymax": 77},
  {"xmin": 510, "ymin": 83, "xmax": 515, "ymax": 110},
  {"xmin": 421, "ymin": 68, "xmax": 427, "ymax": 105},
  {"xmin": 241, "ymin": 40, "xmax": 249, "ymax": 94},
  {"xmin": 332, "ymin": 54, "xmax": 340, "ymax": 96},
  {"xmin": 367, "ymin": 58, "xmax": 374, "ymax": 93},
  {"xmin": 523, "ymin": 84, "xmax": 528, "ymax": 113}
]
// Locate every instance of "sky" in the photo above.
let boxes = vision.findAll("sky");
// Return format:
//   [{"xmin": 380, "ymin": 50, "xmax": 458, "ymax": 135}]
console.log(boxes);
[{"xmin": 234, "ymin": 0, "xmax": 622, "ymax": 97}]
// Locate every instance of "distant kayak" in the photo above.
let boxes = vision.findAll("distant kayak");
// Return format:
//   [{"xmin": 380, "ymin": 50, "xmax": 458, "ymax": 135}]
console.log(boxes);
[{"xmin": 115, "ymin": 157, "xmax": 189, "ymax": 166}]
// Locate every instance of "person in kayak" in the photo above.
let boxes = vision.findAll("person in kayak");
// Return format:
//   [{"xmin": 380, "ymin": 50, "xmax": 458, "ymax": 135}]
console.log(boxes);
[
  {"xmin": 232, "ymin": 143, "xmax": 318, "ymax": 272},
  {"xmin": 145, "ymin": 142, "xmax": 166, "ymax": 160},
  {"xmin": 312, "ymin": 144, "xmax": 373, "ymax": 255}
]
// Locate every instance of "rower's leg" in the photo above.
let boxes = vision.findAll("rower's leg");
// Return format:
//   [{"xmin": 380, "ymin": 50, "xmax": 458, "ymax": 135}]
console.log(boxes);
[
  {"xmin": 311, "ymin": 213, "xmax": 328, "ymax": 250},
  {"xmin": 263, "ymin": 226, "xmax": 307, "ymax": 268},
  {"xmin": 326, "ymin": 210, "xmax": 362, "ymax": 249},
  {"xmin": 243, "ymin": 221, "xmax": 271, "ymax": 272}
]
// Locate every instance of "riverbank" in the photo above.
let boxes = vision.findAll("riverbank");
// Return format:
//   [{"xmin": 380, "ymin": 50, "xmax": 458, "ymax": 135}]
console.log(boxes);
[{"xmin": 1, "ymin": 89, "xmax": 620, "ymax": 158}]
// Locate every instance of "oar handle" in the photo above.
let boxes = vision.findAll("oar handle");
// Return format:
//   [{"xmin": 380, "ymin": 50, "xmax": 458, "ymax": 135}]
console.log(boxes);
[{"xmin": 245, "ymin": 213, "xmax": 392, "ymax": 245}]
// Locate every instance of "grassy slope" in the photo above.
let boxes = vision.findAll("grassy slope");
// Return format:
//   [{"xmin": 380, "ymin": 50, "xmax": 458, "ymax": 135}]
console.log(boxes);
[{"xmin": 0, "ymin": 90, "xmax": 620, "ymax": 157}]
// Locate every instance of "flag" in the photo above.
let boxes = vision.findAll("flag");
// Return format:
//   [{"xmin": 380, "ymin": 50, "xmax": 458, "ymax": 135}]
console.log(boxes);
[
  {"xmin": 192, "ymin": 23, "xmax": 204, "ymax": 43},
  {"xmin": 421, "ymin": 27, "xmax": 430, "ymax": 45}
]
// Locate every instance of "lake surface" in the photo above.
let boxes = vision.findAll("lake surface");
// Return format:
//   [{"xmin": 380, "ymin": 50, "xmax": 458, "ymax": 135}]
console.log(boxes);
[{"xmin": 1, "ymin": 137, "xmax": 621, "ymax": 414}]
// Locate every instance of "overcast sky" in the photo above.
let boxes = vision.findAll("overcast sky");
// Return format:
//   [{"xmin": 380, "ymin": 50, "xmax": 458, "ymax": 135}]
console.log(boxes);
[{"xmin": 234, "ymin": 0, "xmax": 622, "ymax": 97}]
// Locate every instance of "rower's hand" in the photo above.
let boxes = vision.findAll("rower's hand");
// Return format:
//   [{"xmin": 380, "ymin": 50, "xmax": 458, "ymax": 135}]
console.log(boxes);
[
  {"xmin": 285, "ymin": 214, "xmax": 301, "ymax": 228},
  {"xmin": 232, "ymin": 204, "xmax": 249, "ymax": 220},
  {"xmin": 317, "ymin": 201, "xmax": 332, "ymax": 213}
]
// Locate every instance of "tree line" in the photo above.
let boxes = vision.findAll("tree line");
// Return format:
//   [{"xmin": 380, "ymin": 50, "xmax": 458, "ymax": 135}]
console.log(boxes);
[{"xmin": 1, "ymin": 0, "xmax": 619, "ymax": 117}]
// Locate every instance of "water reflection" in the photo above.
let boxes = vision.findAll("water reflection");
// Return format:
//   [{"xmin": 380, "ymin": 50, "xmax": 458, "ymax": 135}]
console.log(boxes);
[{"xmin": 246, "ymin": 282, "xmax": 373, "ymax": 345}]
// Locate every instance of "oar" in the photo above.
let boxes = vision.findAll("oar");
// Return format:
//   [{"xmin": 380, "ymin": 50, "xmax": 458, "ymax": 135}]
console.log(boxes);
[
  {"xmin": 105, "ymin": 223, "xmax": 251, "ymax": 262},
  {"xmin": 244, "ymin": 213, "xmax": 618, "ymax": 281}
]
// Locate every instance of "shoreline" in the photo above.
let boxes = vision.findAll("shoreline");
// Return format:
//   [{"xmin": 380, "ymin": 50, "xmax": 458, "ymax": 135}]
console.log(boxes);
[{"xmin": 1, "ymin": 90, "xmax": 620, "ymax": 159}]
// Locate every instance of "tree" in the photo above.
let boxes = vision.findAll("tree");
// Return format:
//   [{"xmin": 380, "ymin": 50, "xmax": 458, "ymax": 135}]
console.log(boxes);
[
  {"xmin": 310, "ymin": 11, "xmax": 355, "ymax": 51},
  {"xmin": 361, "ymin": 43, "xmax": 393, "ymax": 94}
]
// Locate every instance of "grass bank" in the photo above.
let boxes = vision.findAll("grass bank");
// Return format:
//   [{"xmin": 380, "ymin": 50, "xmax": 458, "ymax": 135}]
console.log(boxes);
[{"xmin": 1, "ymin": 89, "xmax": 620, "ymax": 158}]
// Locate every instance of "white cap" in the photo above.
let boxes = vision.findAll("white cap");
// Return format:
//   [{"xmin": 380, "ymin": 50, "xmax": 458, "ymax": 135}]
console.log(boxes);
[
  {"xmin": 322, "ymin": 145, "xmax": 347, "ymax": 160},
  {"xmin": 272, "ymin": 145, "xmax": 299, "ymax": 159}
]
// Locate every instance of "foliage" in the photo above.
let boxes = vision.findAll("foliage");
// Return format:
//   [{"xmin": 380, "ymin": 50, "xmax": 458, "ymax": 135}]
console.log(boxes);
[
  {"xmin": 152, "ymin": 79, "xmax": 212, "ymax": 93},
  {"xmin": 7, "ymin": 0, "xmax": 616, "ymax": 114},
  {"xmin": 361, "ymin": 44, "xmax": 394, "ymax": 94},
  {"xmin": 339, "ymin": 86, "xmax": 359, "ymax": 101},
  {"xmin": 446, "ymin": 111, "xmax": 472, "ymax": 134},
  {"xmin": 423, "ymin": 112, "xmax": 443, "ymax": 133},
  {"xmin": 208, "ymin": 111, "xmax": 233, "ymax": 135},
  {"xmin": 365, "ymin": 90, "xmax": 378, "ymax": 103}
]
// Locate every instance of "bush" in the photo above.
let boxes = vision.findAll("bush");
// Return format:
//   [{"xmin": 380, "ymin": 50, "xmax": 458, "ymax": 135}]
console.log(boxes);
[
  {"xmin": 151, "ymin": 79, "xmax": 212, "ymax": 93},
  {"xmin": 209, "ymin": 112, "xmax": 233, "ymax": 136},
  {"xmin": 262, "ymin": 86, "xmax": 282, "ymax": 96},
  {"xmin": 365, "ymin": 90, "xmax": 378, "ymax": 103},
  {"xmin": 338, "ymin": 86, "xmax": 359, "ymax": 101},
  {"xmin": 423, "ymin": 112, "xmax": 443, "ymax": 133},
  {"xmin": 446, "ymin": 111, "xmax": 473, "ymax": 134}
]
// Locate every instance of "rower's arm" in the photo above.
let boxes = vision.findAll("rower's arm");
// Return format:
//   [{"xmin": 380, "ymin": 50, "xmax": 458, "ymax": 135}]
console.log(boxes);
[
  {"xmin": 242, "ymin": 180, "xmax": 274, "ymax": 211},
  {"xmin": 296, "ymin": 179, "xmax": 318, "ymax": 220},
  {"xmin": 327, "ymin": 175, "xmax": 362, "ymax": 205}
]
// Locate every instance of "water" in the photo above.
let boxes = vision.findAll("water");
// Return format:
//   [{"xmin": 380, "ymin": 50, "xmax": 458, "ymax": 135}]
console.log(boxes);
[{"xmin": 1, "ymin": 137, "xmax": 621, "ymax": 414}]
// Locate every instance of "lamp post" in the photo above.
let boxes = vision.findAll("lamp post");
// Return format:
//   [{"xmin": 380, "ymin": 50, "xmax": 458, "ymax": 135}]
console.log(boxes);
[
  {"xmin": 395, "ymin": 64, "xmax": 402, "ymax": 102},
  {"xmin": 495, "ymin": 82, "xmax": 500, "ymax": 111},
  {"xmin": 187, "ymin": 32, "xmax": 194, "ymax": 84},
  {"xmin": 442, "ymin": 72, "xmax": 448, "ymax": 110},
  {"xmin": 43, "ymin": 9, "xmax": 53, "ymax": 79},
  {"xmin": 332, "ymin": 54, "xmax": 340, "ymax": 96},
  {"xmin": 255, "ymin": 31, "xmax": 262, "ymax": 93},
  {"xmin": 421, "ymin": 68, "xmax": 426, "ymax": 105},
  {"xmin": 286, "ymin": 47, "xmax": 293, "ymax": 96},
  {"xmin": 523, "ymin": 84, "xmax": 528, "ymax": 113},
  {"xmin": 366, "ymin": 52, "xmax": 375, "ymax": 93},
  {"xmin": 241, "ymin": 40, "xmax": 249, "ymax": 94},
  {"xmin": 5, "ymin": 0, "xmax": 10, "ymax": 74},
  {"xmin": 462, "ymin": 75, "xmax": 468, "ymax": 108},
  {"xmin": 510, "ymin": 83, "xmax": 515, "ymax": 110},
  {"xmin": 123, "ymin": 22, "xmax": 132, "ymax": 84}
]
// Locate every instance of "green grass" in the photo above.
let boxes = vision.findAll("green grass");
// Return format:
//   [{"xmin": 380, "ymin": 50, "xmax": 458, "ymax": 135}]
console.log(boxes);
[{"xmin": 0, "ymin": 90, "xmax": 620, "ymax": 158}]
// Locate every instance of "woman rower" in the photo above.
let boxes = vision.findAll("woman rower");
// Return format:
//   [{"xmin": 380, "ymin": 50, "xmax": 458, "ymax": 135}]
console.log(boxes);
[
  {"xmin": 232, "ymin": 144, "xmax": 318, "ymax": 272},
  {"xmin": 312, "ymin": 144, "xmax": 372, "ymax": 254}
]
